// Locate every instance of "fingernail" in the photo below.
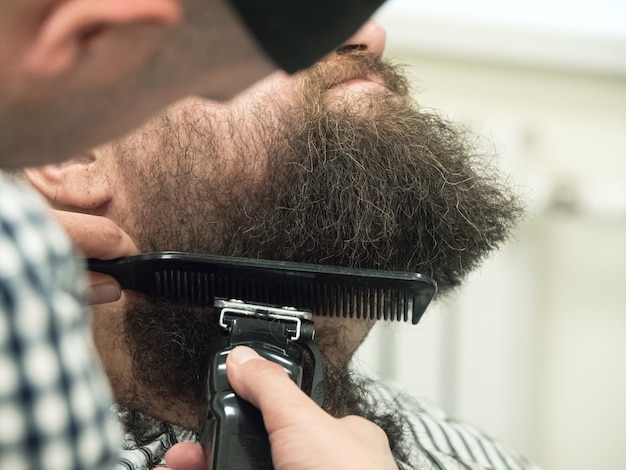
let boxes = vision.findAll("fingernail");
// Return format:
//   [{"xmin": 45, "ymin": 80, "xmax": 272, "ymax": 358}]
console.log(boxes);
[
  {"xmin": 88, "ymin": 283, "xmax": 121, "ymax": 304},
  {"xmin": 229, "ymin": 346, "xmax": 262, "ymax": 365}
]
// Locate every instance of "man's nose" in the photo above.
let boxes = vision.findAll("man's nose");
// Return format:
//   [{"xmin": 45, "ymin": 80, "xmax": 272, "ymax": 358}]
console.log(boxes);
[{"xmin": 324, "ymin": 20, "xmax": 387, "ymax": 61}]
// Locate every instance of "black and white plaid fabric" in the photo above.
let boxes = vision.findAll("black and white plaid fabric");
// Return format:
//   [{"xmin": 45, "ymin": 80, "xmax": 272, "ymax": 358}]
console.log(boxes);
[
  {"xmin": 0, "ymin": 175, "xmax": 120, "ymax": 469},
  {"xmin": 117, "ymin": 380, "xmax": 540, "ymax": 470}
]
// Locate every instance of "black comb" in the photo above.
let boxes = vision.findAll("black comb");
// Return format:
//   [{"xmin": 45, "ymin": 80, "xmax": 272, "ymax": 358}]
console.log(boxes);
[{"xmin": 88, "ymin": 252, "xmax": 437, "ymax": 324}]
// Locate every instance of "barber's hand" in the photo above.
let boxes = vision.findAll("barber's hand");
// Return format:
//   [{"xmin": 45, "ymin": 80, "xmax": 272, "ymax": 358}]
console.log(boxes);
[
  {"xmin": 52, "ymin": 210, "xmax": 140, "ymax": 304},
  {"xmin": 159, "ymin": 345, "xmax": 398, "ymax": 469},
  {"xmin": 226, "ymin": 345, "xmax": 398, "ymax": 470}
]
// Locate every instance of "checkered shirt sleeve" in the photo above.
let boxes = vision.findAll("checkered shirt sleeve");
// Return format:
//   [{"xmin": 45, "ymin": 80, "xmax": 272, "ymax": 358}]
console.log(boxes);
[{"xmin": 0, "ymin": 176, "xmax": 120, "ymax": 469}]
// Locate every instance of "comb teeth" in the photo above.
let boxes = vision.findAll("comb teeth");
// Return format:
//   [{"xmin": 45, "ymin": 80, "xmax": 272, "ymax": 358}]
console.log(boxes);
[
  {"xmin": 88, "ymin": 252, "xmax": 437, "ymax": 325},
  {"xmin": 154, "ymin": 270, "xmax": 418, "ymax": 323}
]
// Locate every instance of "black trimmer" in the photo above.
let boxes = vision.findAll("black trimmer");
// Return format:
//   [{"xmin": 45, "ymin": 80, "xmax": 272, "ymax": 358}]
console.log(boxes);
[{"xmin": 89, "ymin": 251, "xmax": 437, "ymax": 470}]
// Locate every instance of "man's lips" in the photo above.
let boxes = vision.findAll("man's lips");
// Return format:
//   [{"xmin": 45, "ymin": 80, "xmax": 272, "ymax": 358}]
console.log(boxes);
[{"xmin": 330, "ymin": 73, "xmax": 387, "ymax": 91}]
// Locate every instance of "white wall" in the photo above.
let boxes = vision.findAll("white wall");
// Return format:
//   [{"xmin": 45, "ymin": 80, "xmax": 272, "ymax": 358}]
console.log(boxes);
[{"xmin": 355, "ymin": 3, "xmax": 626, "ymax": 469}]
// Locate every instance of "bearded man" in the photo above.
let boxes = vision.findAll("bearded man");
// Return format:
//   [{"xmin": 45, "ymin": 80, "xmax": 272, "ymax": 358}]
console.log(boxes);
[{"xmin": 25, "ymin": 24, "xmax": 537, "ymax": 470}]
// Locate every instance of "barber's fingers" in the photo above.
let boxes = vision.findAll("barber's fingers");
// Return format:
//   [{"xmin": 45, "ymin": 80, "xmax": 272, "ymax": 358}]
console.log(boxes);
[
  {"xmin": 52, "ymin": 210, "xmax": 140, "ymax": 304},
  {"xmin": 86, "ymin": 272, "xmax": 121, "ymax": 304},
  {"xmin": 52, "ymin": 210, "xmax": 140, "ymax": 259},
  {"xmin": 157, "ymin": 442, "xmax": 206, "ymax": 470},
  {"xmin": 225, "ymin": 346, "xmax": 398, "ymax": 470}
]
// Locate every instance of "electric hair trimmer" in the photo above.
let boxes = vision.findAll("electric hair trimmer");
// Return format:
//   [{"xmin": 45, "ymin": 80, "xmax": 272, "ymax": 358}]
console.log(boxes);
[{"xmin": 89, "ymin": 252, "xmax": 437, "ymax": 470}]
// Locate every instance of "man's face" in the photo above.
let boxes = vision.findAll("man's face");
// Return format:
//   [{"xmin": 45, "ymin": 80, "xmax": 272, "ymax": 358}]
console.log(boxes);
[
  {"xmin": 88, "ymin": 54, "xmax": 521, "ymax": 438},
  {"xmin": 0, "ymin": 0, "xmax": 274, "ymax": 168}
]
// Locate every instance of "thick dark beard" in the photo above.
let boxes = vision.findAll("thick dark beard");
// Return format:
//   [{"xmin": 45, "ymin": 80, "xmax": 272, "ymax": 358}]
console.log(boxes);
[
  {"xmin": 116, "ymin": 56, "xmax": 523, "ymax": 465},
  {"xmin": 128, "ymin": 56, "xmax": 523, "ymax": 294},
  {"xmin": 218, "ymin": 69, "xmax": 523, "ymax": 292}
]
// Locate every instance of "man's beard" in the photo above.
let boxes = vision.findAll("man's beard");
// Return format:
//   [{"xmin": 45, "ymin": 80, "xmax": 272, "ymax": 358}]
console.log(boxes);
[
  {"xmin": 127, "ymin": 55, "xmax": 522, "ymax": 293},
  {"xmin": 116, "ymin": 55, "xmax": 523, "ymax": 461}
]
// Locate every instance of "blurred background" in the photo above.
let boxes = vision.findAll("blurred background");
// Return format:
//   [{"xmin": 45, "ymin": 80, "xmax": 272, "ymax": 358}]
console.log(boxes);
[{"xmin": 354, "ymin": 1, "xmax": 626, "ymax": 469}]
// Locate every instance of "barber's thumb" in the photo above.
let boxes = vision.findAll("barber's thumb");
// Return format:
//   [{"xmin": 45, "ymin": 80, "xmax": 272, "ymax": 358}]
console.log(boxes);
[
  {"xmin": 87, "ymin": 272, "xmax": 122, "ymax": 304},
  {"xmin": 226, "ymin": 346, "xmax": 290, "ymax": 407},
  {"xmin": 226, "ymin": 346, "xmax": 319, "ymax": 431}
]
